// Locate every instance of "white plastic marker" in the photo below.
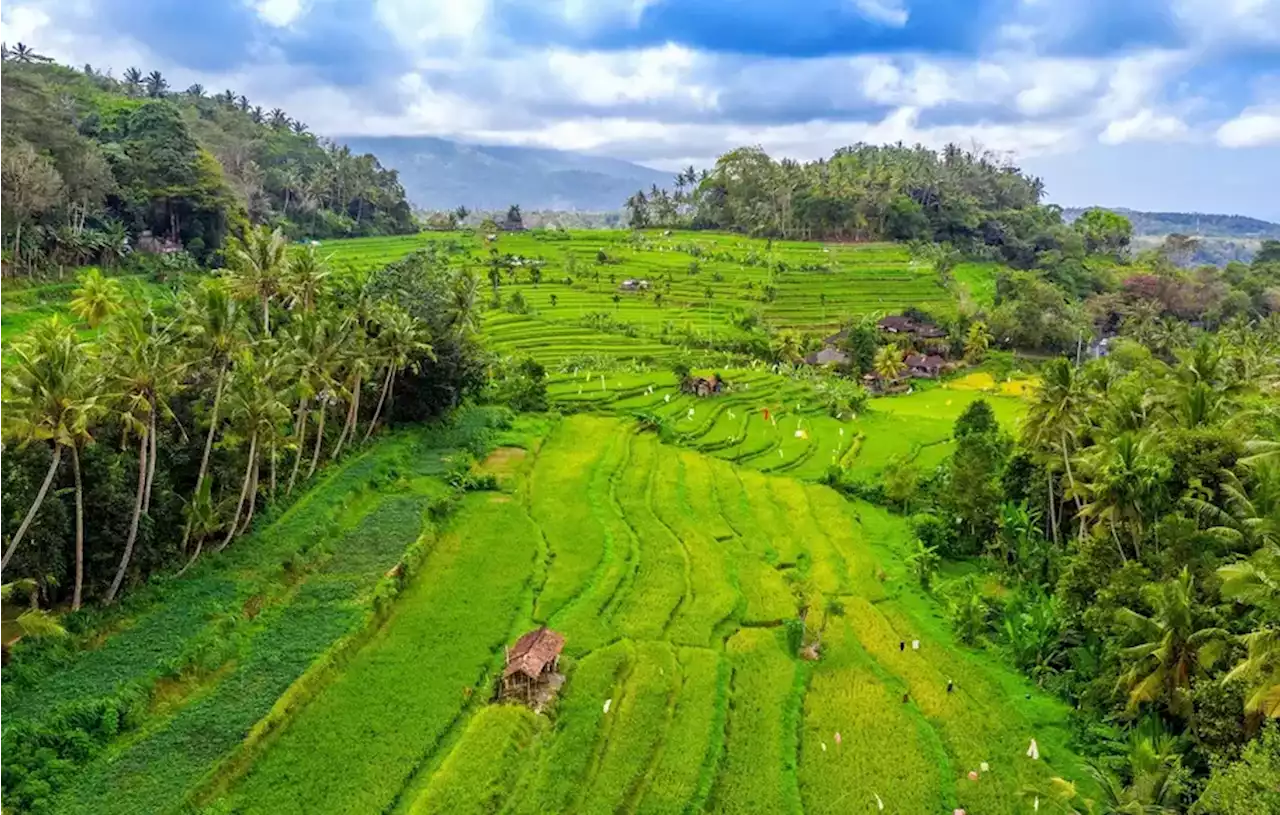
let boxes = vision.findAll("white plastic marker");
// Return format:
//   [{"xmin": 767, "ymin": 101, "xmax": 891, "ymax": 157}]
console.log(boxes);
[
  {"xmin": 603, "ymin": 698, "xmax": 612, "ymax": 714},
  {"xmin": 839, "ymin": 427, "xmax": 844, "ymax": 436},
  {"xmin": 778, "ymin": 449, "xmax": 784, "ymax": 458},
  {"xmin": 664, "ymin": 394, "xmax": 671, "ymax": 403},
  {"xmin": 821, "ymin": 742, "xmax": 827, "ymax": 752},
  {"xmin": 980, "ymin": 762, "xmax": 989, "ymax": 773},
  {"xmin": 1027, "ymin": 738, "xmax": 1040, "ymax": 760},
  {"xmin": 1034, "ymin": 796, "xmax": 1039, "ymax": 812},
  {"xmin": 875, "ymin": 793, "xmax": 884, "ymax": 811},
  {"xmin": 688, "ymin": 408, "xmax": 695, "ymax": 419},
  {"xmin": 912, "ymin": 639, "xmax": 920, "ymax": 650},
  {"xmin": 728, "ymin": 410, "xmax": 736, "ymax": 419}
]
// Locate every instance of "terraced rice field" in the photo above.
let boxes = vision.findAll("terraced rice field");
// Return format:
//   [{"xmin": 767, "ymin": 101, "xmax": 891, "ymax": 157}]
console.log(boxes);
[
  {"xmin": 548, "ymin": 367, "xmax": 1028, "ymax": 481},
  {"xmin": 319, "ymin": 229, "xmax": 996, "ymax": 351},
  {"xmin": 199, "ymin": 415, "xmax": 1077, "ymax": 814}
]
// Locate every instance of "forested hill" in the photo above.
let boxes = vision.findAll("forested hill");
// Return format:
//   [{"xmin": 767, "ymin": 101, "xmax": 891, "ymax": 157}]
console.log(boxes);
[
  {"xmin": 0, "ymin": 53, "xmax": 416, "ymax": 275},
  {"xmin": 1063, "ymin": 207, "xmax": 1280, "ymax": 239},
  {"xmin": 340, "ymin": 135, "xmax": 671, "ymax": 211}
]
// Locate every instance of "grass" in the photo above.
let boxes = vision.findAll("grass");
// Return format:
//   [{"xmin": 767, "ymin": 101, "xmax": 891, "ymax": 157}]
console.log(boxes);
[
  {"xmin": 407, "ymin": 705, "xmax": 543, "ymax": 815},
  {"xmin": 210, "ymin": 492, "xmax": 539, "ymax": 814}
]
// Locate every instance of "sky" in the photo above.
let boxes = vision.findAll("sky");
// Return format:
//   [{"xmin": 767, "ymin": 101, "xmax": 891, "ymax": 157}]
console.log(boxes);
[{"xmin": 3, "ymin": 0, "xmax": 1279, "ymax": 220}]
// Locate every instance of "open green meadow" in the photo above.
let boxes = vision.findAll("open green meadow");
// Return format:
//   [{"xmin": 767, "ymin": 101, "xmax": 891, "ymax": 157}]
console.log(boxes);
[{"xmin": 196, "ymin": 415, "xmax": 1076, "ymax": 814}]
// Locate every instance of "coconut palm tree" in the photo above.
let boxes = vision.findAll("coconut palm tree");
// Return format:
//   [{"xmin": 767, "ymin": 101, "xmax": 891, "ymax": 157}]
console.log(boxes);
[
  {"xmin": 269, "ymin": 108, "xmax": 288, "ymax": 128},
  {"xmin": 250, "ymin": 105, "xmax": 265, "ymax": 125},
  {"xmin": 284, "ymin": 244, "xmax": 330, "ymax": 314},
  {"xmin": 1, "ymin": 319, "xmax": 98, "ymax": 596},
  {"xmin": 873, "ymin": 344, "xmax": 905, "ymax": 381},
  {"xmin": 216, "ymin": 348, "xmax": 290, "ymax": 550},
  {"xmin": 1077, "ymin": 432, "xmax": 1170, "ymax": 562},
  {"xmin": 1218, "ymin": 546, "xmax": 1280, "ymax": 716},
  {"xmin": 69, "ymin": 268, "xmax": 125, "ymax": 328},
  {"xmin": 1185, "ymin": 462, "xmax": 1280, "ymax": 552},
  {"xmin": 7, "ymin": 43, "xmax": 50, "ymax": 64},
  {"xmin": 363, "ymin": 304, "xmax": 433, "ymax": 440},
  {"xmin": 223, "ymin": 226, "xmax": 289, "ymax": 335},
  {"xmin": 1024, "ymin": 357, "xmax": 1089, "ymax": 541},
  {"xmin": 144, "ymin": 70, "xmax": 167, "ymax": 98},
  {"xmin": 283, "ymin": 314, "xmax": 340, "ymax": 492},
  {"xmin": 185, "ymin": 83, "xmax": 205, "ymax": 98},
  {"xmin": 1116, "ymin": 568, "xmax": 1227, "ymax": 719},
  {"xmin": 178, "ymin": 280, "xmax": 244, "ymax": 562},
  {"xmin": 97, "ymin": 220, "xmax": 130, "ymax": 269},
  {"xmin": 964, "ymin": 320, "xmax": 992, "ymax": 362},
  {"xmin": 122, "ymin": 67, "xmax": 144, "ymax": 96},
  {"xmin": 103, "ymin": 311, "xmax": 181, "ymax": 603},
  {"xmin": 291, "ymin": 120, "xmax": 309, "ymax": 136}
]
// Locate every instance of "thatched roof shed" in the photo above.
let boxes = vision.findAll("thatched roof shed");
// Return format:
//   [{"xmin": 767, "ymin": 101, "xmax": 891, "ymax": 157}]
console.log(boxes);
[{"xmin": 504, "ymin": 627, "xmax": 565, "ymax": 681}]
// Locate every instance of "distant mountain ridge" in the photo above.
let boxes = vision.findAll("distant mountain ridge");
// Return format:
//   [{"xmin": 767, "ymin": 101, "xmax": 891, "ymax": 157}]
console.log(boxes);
[
  {"xmin": 1062, "ymin": 207, "xmax": 1280, "ymax": 239},
  {"xmin": 336, "ymin": 135, "xmax": 670, "ymax": 212}
]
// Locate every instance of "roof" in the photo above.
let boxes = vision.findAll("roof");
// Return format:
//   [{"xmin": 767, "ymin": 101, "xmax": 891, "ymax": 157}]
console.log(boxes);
[
  {"xmin": 877, "ymin": 315, "xmax": 945, "ymax": 338},
  {"xmin": 878, "ymin": 316, "xmax": 915, "ymax": 332},
  {"xmin": 905, "ymin": 354, "xmax": 945, "ymax": 370},
  {"xmin": 504, "ymin": 627, "xmax": 565, "ymax": 679},
  {"xmin": 804, "ymin": 346, "xmax": 851, "ymax": 366},
  {"xmin": 822, "ymin": 329, "xmax": 849, "ymax": 345}
]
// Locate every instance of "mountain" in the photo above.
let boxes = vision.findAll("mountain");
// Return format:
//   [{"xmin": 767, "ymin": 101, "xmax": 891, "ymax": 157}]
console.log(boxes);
[
  {"xmin": 1063, "ymin": 207, "xmax": 1280, "ymax": 266},
  {"xmin": 337, "ymin": 136, "xmax": 671, "ymax": 212}
]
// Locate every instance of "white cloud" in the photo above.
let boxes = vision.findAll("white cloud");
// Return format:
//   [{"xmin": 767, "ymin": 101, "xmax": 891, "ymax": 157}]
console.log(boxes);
[
  {"xmin": 1099, "ymin": 109, "xmax": 1189, "ymax": 144},
  {"xmin": 851, "ymin": 0, "xmax": 909, "ymax": 27},
  {"xmin": 374, "ymin": 0, "xmax": 489, "ymax": 50},
  {"xmin": 0, "ymin": 4, "xmax": 51, "ymax": 42},
  {"xmin": 1215, "ymin": 107, "xmax": 1280, "ymax": 146},
  {"xmin": 1175, "ymin": 0, "xmax": 1280, "ymax": 45},
  {"xmin": 253, "ymin": 0, "xmax": 306, "ymax": 28}
]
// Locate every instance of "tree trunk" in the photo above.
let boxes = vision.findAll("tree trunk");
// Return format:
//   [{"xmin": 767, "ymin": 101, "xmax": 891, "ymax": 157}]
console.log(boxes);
[
  {"xmin": 1046, "ymin": 475, "xmax": 1059, "ymax": 545},
  {"xmin": 217, "ymin": 434, "xmax": 257, "ymax": 552},
  {"xmin": 143, "ymin": 400, "xmax": 158, "ymax": 514},
  {"xmin": 106, "ymin": 433, "xmax": 148, "ymax": 604},
  {"xmin": 288, "ymin": 398, "xmax": 309, "ymax": 495},
  {"xmin": 182, "ymin": 363, "xmax": 226, "ymax": 551},
  {"xmin": 332, "ymin": 373, "xmax": 360, "ymax": 460},
  {"xmin": 261, "ymin": 295, "xmax": 270, "ymax": 335},
  {"xmin": 1110, "ymin": 519, "xmax": 1129, "ymax": 565},
  {"xmin": 363, "ymin": 368, "xmax": 393, "ymax": 441},
  {"xmin": 1061, "ymin": 437, "xmax": 1082, "ymax": 513},
  {"xmin": 240, "ymin": 455, "xmax": 260, "ymax": 534},
  {"xmin": 2, "ymin": 444, "xmax": 64, "ymax": 572},
  {"xmin": 308, "ymin": 404, "xmax": 327, "ymax": 479},
  {"xmin": 72, "ymin": 446, "xmax": 85, "ymax": 610},
  {"xmin": 269, "ymin": 443, "xmax": 277, "ymax": 499}
]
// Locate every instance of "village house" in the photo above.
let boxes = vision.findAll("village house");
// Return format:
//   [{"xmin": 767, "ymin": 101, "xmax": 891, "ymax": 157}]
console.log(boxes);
[
  {"xmin": 904, "ymin": 353, "xmax": 946, "ymax": 378},
  {"xmin": 502, "ymin": 627, "xmax": 566, "ymax": 706},
  {"xmin": 680, "ymin": 374, "xmax": 724, "ymax": 397},
  {"xmin": 877, "ymin": 315, "xmax": 947, "ymax": 341},
  {"xmin": 803, "ymin": 345, "xmax": 851, "ymax": 366}
]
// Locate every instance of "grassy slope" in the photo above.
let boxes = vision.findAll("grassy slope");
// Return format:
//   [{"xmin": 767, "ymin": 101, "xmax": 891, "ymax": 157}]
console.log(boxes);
[{"xmin": 205, "ymin": 415, "xmax": 1076, "ymax": 815}]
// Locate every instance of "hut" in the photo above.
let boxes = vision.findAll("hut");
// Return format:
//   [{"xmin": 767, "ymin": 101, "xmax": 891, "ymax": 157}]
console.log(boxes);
[
  {"xmin": 803, "ymin": 345, "xmax": 851, "ymax": 367},
  {"xmin": 502, "ymin": 627, "xmax": 566, "ymax": 704},
  {"xmin": 905, "ymin": 354, "xmax": 946, "ymax": 378},
  {"xmin": 680, "ymin": 374, "xmax": 724, "ymax": 397}
]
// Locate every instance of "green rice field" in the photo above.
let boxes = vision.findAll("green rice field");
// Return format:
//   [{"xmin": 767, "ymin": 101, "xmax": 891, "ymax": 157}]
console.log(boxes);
[{"xmin": 197, "ymin": 415, "xmax": 1078, "ymax": 814}]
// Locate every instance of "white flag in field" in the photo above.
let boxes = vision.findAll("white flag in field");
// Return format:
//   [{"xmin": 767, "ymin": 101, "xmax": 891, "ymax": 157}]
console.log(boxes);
[
  {"xmin": 875, "ymin": 793, "xmax": 884, "ymax": 810},
  {"xmin": 1027, "ymin": 738, "xmax": 1039, "ymax": 760},
  {"xmin": 603, "ymin": 698, "xmax": 612, "ymax": 714},
  {"xmin": 665, "ymin": 394, "xmax": 671, "ymax": 403}
]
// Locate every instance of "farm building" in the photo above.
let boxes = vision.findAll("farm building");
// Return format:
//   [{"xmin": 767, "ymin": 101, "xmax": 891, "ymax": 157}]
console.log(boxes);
[
  {"xmin": 680, "ymin": 374, "xmax": 724, "ymax": 397},
  {"xmin": 905, "ymin": 354, "xmax": 946, "ymax": 378},
  {"xmin": 502, "ymin": 627, "xmax": 566, "ymax": 705},
  {"xmin": 619, "ymin": 278, "xmax": 651, "ymax": 291},
  {"xmin": 803, "ymin": 345, "xmax": 851, "ymax": 366},
  {"xmin": 878, "ymin": 315, "xmax": 946, "ymax": 340}
]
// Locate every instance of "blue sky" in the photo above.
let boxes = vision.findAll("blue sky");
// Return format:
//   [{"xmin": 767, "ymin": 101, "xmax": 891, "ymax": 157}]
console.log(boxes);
[{"xmin": 3, "ymin": 0, "xmax": 1279, "ymax": 219}]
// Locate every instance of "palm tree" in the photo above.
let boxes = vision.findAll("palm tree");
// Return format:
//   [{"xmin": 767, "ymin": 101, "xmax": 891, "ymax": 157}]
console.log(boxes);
[
  {"xmin": 238, "ymin": 94, "xmax": 250, "ymax": 111},
  {"xmin": 772, "ymin": 330, "xmax": 804, "ymax": 365},
  {"xmin": 964, "ymin": 320, "xmax": 992, "ymax": 362},
  {"xmin": 269, "ymin": 108, "xmax": 288, "ymax": 128},
  {"xmin": 1185, "ymin": 463, "xmax": 1279, "ymax": 552},
  {"xmin": 122, "ymin": 67, "xmax": 144, "ymax": 96},
  {"xmin": 144, "ymin": 70, "xmax": 167, "ymax": 98},
  {"xmin": 250, "ymin": 105, "xmax": 265, "ymax": 125},
  {"xmin": 363, "ymin": 304, "xmax": 433, "ymax": 440},
  {"xmin": 873, "ymin": 345, "xmax": 905, "ymax": 381},
  {"xmin": 1116, "ymin": 568, "xmax": 1226, "ymax": 718},
  {"xmin": 1, "ymin": 319, "xmax": 97, "ymax": 595},
  {"xmin": 291, "ymin": 120, "xmax": 309, "ymax": 135},
  {"xmin": 69, "ymin": 268, "xmax": 125, "ymax": 328},
  {"xmin": 7, "ymin": 43, "xmax": 50, "ymax": 64},
  {"xmin": 447, "ymin": 270, "xmax": 481, "ymax": 339},
  {"xmin": 178, "ymin": 280, "xmax": 243, "ymax": 562},
  {"xmin": 283, "ymin": 314, "xmax": 339, "ymax": 493},
  {"xmin": 1218, "ymin": 546, "xmax": 1280, "ymax": 716},
  {"xmin": 1024, "ymin": 357, "xmax": 1088, "ymax": 542},
  {"xmin": 223, "ymin": 226, "xmax": 289, "ymax": 335},
  {"xmin": 1077, "ymin": 432, "xmax": 1169, "ymax": 562},
  {"xmin": 217, "ymin": 348, "xmax": 290, "ymax": 549},
  {"xmin": 98, "ymin": 220, "xmax": 130, "ymax": 268},
  {"xmin": 284, "ymin": 244, "xmax": 330, "ymax": 314},
  {"xmin": 185, "ymin": 83, "xmax": 206, "ymax": 98},
  {"xmin": 103, "ymin": 311, "xmax": 181, "ymax": 603}
]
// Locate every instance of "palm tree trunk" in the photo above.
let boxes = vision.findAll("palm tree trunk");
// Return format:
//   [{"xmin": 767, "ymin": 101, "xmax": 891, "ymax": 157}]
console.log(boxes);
[
  {"xmin": 240, "ymin": 456, "xmax": 260, "ymax": 535},
  {"xmin": 269, "ymin": 443, "xmax": 277, "ymax": 499},
  {"xmin": 288, "ymin": 398, "xmax": 309, "ymax": 495},
  {"xmin": 262, "ymin": 295, "xmax": 270, "ymax": 335},
  {"xmin": 308, "ymin": 403, "xmax": 327, "ymax": 479},
  {"xmin": 332, "ymin": 373, "xmax": 360, "ymax": 459},
  {"xmin": 1046, "ymin": 475, "xmax": 1059, "ymax": 545},
  {"xmin": 71, "ymin": 446, "xmax": 85, "ymax": 610},
  {"xmin": 217, "ymin": 434, "xmax": 257, "ymax": 552},
  {"xmin": 1110, "ymin": 519, "xmax": 1128, "ymax": 564},
  {"xmin": 182, "ymin": 363, "xmax": 227, "ymax": 551},
  {"xmin": 143, "ymin": 400, "xmax": 158, "ymax": 514},
  {"xmin": 363, "ymin": 367, "xmax": 393, "ymax": 441},
  {"xmin": 106, "ymin": 433, "xmax": 148, "ymax": 604},
  {"xmin": 0, "ymin": 445, "xmax": 63, "ymax": 573},
  {"xmin": 1061, "ymin": 439, "xmax": 1082, "ymax": 513}
]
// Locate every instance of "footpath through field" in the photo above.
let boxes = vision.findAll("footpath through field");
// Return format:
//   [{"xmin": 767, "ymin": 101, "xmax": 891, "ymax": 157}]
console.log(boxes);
[{"xmin": 207, "ymin": 415, "xmax": 1077, "ymax": 815}]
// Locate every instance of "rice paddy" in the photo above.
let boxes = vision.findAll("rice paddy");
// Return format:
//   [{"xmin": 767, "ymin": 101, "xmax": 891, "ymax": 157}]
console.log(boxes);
[{"xmin": 194, "ymin": 414, "xmax": 1077, "ymax": 814}]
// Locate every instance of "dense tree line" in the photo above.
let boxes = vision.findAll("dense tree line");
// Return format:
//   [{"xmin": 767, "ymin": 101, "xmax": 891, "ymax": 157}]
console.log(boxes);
[
  {"xmin": 862, "ymin": 323, "xmax": 1280, "ymax": 812},
  {"xmin": 0, "ymin": 46, "xmax": 416, "ymax": 278},
  {"xmin": 1, "ymin": 228, "xmax": 484, "ymax": 609}
]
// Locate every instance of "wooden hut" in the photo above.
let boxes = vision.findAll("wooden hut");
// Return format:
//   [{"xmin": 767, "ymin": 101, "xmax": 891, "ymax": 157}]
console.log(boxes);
[{"xmin": 502, "ymin": 627, "xmax": 565, "ymax": 703}]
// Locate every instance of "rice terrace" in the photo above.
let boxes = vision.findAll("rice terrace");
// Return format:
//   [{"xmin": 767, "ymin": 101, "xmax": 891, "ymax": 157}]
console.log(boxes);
[{"xmin": 3, "ymin": 37, "xmax": 1280, "ymax": 815}]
